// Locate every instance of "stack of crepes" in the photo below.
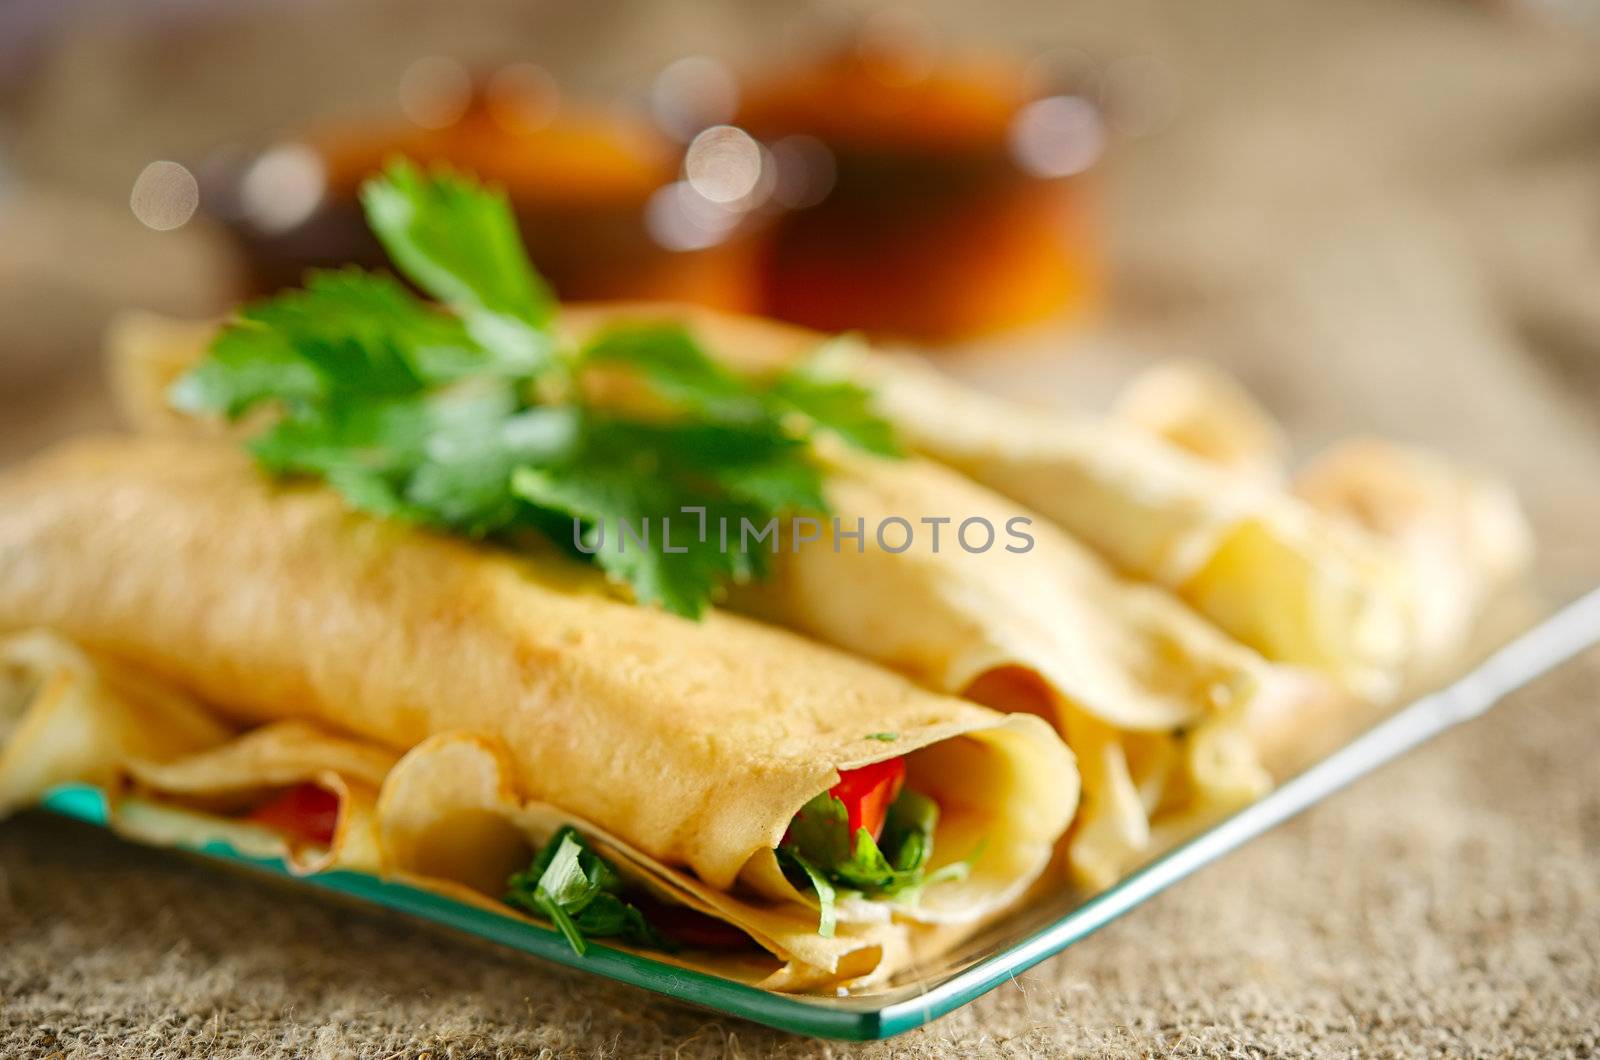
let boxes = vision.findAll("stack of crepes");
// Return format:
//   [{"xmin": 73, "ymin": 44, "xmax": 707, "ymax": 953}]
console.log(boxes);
[{"xmin": 0, "ymin": 302, "xmax": 1529, "ymax": 993}]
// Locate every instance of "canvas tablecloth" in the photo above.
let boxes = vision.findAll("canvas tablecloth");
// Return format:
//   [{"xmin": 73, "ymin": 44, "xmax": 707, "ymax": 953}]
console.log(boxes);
[{"xmin": 2, "ymin": 0, "xmax": 1598, "ymax": 1055}]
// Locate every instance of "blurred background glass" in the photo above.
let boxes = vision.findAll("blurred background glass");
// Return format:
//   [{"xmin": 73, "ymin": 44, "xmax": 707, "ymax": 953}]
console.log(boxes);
[{"xmin": 3, "ymin": 0, "xmax": 1599, "ymax": 594}]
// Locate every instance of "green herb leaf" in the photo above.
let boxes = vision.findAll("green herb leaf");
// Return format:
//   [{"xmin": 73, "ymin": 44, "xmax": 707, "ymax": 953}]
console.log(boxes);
[
  {"xmin": 580, "ymin": 323, "xmax": 763, "ymax": 422},
  {"xmin": 777, "ymin": 848, "xmax": 838, "ymax": 938},
  {"xmin": 172, "ymin": 158, "xmax": 901, "ymax": 620},
  {"xmin": 782, "ymin": 792, "xmax": 855, "ymax": 870},
  {"xmin": 168, "ymin": 323, "xmax": 323, "ymax": 419},
  {"xmin": 768, "ymin": 364, "xmax": 902, "ymax": 457},
  {"xmin": 361, "ymin": 160, "xmax": 556, "ymax": 375},
  {"xmin": 505, "ymin": 827, "xmax": 670, "ymax": 955},
  {"xmin": 510, "ymin": 413, "xmax": 823, "ymax": 616},
  {"xmin": 865, "ymin": 732, "xmax": 899, "ymax": 742}
]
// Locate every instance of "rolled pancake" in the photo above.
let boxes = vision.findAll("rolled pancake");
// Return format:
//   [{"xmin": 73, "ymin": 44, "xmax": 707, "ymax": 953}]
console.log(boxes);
[
  {"xmin": 1104, "ymin": 362, "xmax": 1533, "ymax": 687},
  {"xmin": 0, "ymin": 632, "xmax": 380, "ymax": 873},
  {"xmin": 0, "ymin": 634, "xmax": 918, "ymax": 988},
  {"xmin": 1109, "ymin": 358, "xmax": 1288, "ymax": 485},
  {"xmin": 0, "ymin": 437, "xmax": 1076, "ymax": 941},
  {"xmin": 859, "ymin": 354, "xmax": 1420, "ymax": 702},
  {"xmin": 0, "ymin": 629, "xmax": 232, "ymax": 814},
  {"xmin": 547, "ymin": 303, "xmax": 1412, "ymax": 700},
  {"xmin": 105, "ymin": 310, "xmax": 1321, "ymax": 890},
  {"xmin": 729, "ymin": 454, "xmax": 1308, "ymax": 887},
  {"xmin": 1294, "ymin": 437, "xmax": 1534, "ymax": 682}
]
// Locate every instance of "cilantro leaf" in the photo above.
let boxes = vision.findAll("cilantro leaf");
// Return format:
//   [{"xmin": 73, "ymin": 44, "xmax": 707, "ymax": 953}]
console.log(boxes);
[
  {"xmin": 580, "ymin": 323, "xmax": 762, "ymax": 422},
  {"xmin": 244, "ymin": 396, "xmax": 430, "ymax": 478},
  {"xmin": 504, "ymin": 827, "xmax": 670, "ymax": 955},
  {"xmin": 581, "ymin": 320, "xmax": 900, "ymax": 457},
  {"xmin": 245, "ymin": 269, "xmax": 490, "ymax": 388},
  {"xmin": 768, "ymin": 364, "xmax": 902, "ymax": 457},
  {"xmin": 406, "ymin": 396, "xmax": 578, "ymax": 535},
  {"xmin": 783, "ymin": 792, "xmax": 855, "ymax": 870},
  {"xmin": 512, "ymin": 460, "xmax": 758, "ymax": 618},
  {"xmin": 777, "ymin": 849, "xmax": 838, "ymax": 938},
  {"xmin": 508, "ymin": 412, "xmax": 830, "ymax": 615},
  {"xmin": 169, "ymin": 323, "xmax": 324, "ymax": 419},
  {"xmin": 172, "ymin": 158, "xmax": 902, "ymax": 621},
  {"xmin": 361, "ymin": 160, "xmax": 556, "ymax": 375}
]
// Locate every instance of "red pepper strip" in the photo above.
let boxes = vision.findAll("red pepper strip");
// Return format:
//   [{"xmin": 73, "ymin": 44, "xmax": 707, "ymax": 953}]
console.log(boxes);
[
  {"xmin": 244, "ymin": 782, "xmax": 340, "ymax": 846},
  {"xmin": 829, "ymin": 757, "xmax": 906, "ymax": 841},
  {"xmin": 635, "ymin": 899, "xmax": 757, "ymax": 952}
]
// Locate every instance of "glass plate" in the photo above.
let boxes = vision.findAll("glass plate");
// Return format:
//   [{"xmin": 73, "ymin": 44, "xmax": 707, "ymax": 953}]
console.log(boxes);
[{"xmin": 37, "ymin": 586, "xmax": 1600, "ymax": 1041}]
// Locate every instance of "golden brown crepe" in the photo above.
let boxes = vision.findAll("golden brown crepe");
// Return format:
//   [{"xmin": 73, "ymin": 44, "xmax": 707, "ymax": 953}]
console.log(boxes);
[
  {"xmin": 1107, "ymin": 363, "xmax": 1534, "ymax": 688},
  {"xmin": 555, "ymin": 305, "xmax": 1530, "ymax": 703},
  {"xmin": 1110, "ymin": 358, "xmax": 1288, "ymax": 485},
  {"xmin": 0, "ymin": 634, "xmax": 895, "ymax": 988},
  {"xmin": 544, "ymin": 303, "xmax": 1410, "ymax": 700},
  {"xmin": 858, "ymin": 351, "xmax": 1422, "ymax": 701},
  {"xmin": 0, "ymin": 435, "xmax": 1077, "ymax": 983},
  {"xmin": 105, "ymin": 311, "xmax": 1310, "ymax": 891},
  {"xmin": 105, "ymin": 309, "xmax": 1335, "ymax": 891},
  {"xmin": 1293, "ymin": 437, "xmax": 1534, "ymax": 682},
  {"xmin": 0, "ymin": 629, "xmax": 233, "ymax": 815}
]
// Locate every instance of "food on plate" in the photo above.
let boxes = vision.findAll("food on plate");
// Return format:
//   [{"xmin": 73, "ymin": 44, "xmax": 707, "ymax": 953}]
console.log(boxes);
[
  {"xmin": 1109, "ymin": 358, "xmax": 1288, "ymax": 485},
  {"xmin": 116, "ymin": 299, "xmax": 1320, "ymax": 889},
  {"xmin": 0, "ymin": 435, "xmax": 1076, "ymax": 989},
  {"xmin": 0, "ymin": 159, "xmax": 1531, "ymax": 994},
  {"xmin": 1292, "ymin": 437, "xmax": 1533, "ymax": 680},
  {"xmin": 100, "ymin": 163, "xmax": 1518, "ymax": 892}
]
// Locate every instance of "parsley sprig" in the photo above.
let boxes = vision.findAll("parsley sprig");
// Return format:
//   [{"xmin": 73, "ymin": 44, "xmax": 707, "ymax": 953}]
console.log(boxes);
[
  {"xmin": 778, "ymin": 788, "xmax": 972, "ymax": 937},
  {"xmin": 171, "ymin": 160, "xmax": 899, "ymax": 617},
  {"xmin": 504, "ymin": 827, "xmax": 671, "ymax": 955}
]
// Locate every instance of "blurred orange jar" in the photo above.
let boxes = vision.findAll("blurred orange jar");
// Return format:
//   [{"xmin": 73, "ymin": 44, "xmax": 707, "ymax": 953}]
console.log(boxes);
[
  {"xmin": 205, "ymin": 80, "xmax": 764, "ymax": 312},
  {"xmin": 739, "ymin": 49, "xmax": 1104, "ymax": 343}
]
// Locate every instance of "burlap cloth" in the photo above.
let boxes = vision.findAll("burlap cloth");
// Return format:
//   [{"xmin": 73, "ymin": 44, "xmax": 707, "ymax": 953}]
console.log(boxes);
[{"xmin": 2, "ymin": 0, "xmax": 1599, "ymax": 1055}]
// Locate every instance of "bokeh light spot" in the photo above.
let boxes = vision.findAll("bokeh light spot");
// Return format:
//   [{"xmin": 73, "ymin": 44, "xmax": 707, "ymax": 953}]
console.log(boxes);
[
  {"xmin": 684, "ymin": 125, "xmax": 763, "ymax": 205},
  {"xmin": 651, "ymin": 56, "xmax": 738, "ymax": 143},
  {"xmin": 129, "ymin": 160, "xmax": 199, "ymax": 231},
  {"xmin": 644, "ymin": 181, "xmax": 739, "ymax": 252},
  {"xmin": 399, "ymin": 56, "xmax": 472, "ymax": 130},
  {"xmin": 241, "ymin": 142, "xmax": 326, "ymax": 233},
  {"xmin": 487, "ymin": 63, "xmax": 561, "ymax": 136},
  {"xmin": 1008, "ymin": 95, "xmax": 1105, "ymax": 178}
]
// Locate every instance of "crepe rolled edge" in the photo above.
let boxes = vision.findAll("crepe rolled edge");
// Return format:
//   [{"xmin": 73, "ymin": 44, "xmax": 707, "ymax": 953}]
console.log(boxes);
[{"xmin": 0, "ymin": 636, "xmax": 948, "ymax": 989}]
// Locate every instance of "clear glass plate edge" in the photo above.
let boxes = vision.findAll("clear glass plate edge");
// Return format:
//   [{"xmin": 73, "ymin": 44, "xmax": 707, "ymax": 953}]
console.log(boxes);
[{"xmin": 33, "ymin": 586, "xmax": 1600, "ymax": 1042}]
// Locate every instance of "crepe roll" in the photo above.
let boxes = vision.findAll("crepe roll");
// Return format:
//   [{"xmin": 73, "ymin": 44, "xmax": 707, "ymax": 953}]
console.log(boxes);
[
  {"xmin": 108, "ymin": 309, "xmax": 1347, "ymax": 889},
  {"xmin": 0, "ymin": 629, "xmax": 232, "ymax": 814},
  {"xmin": 1110, "ymin": 358, "xmax": 1288, "ymax": 485},
  {"xmin": 0, "ymin": 436, "xmax": 1077, "ymax": 952},
  {"xmin": 0, "ymin": 633, "xmax": 385, "ymax": 872},
  {"xmin": 1294, "ymin": 437, "xmax": 1534, "ymax": 680}
]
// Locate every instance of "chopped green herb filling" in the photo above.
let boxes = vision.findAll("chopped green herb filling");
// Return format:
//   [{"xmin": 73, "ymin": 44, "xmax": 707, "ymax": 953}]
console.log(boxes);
[{"xmin": 504, "ymin": 826, "xmax": 671, "ymax": 955}]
